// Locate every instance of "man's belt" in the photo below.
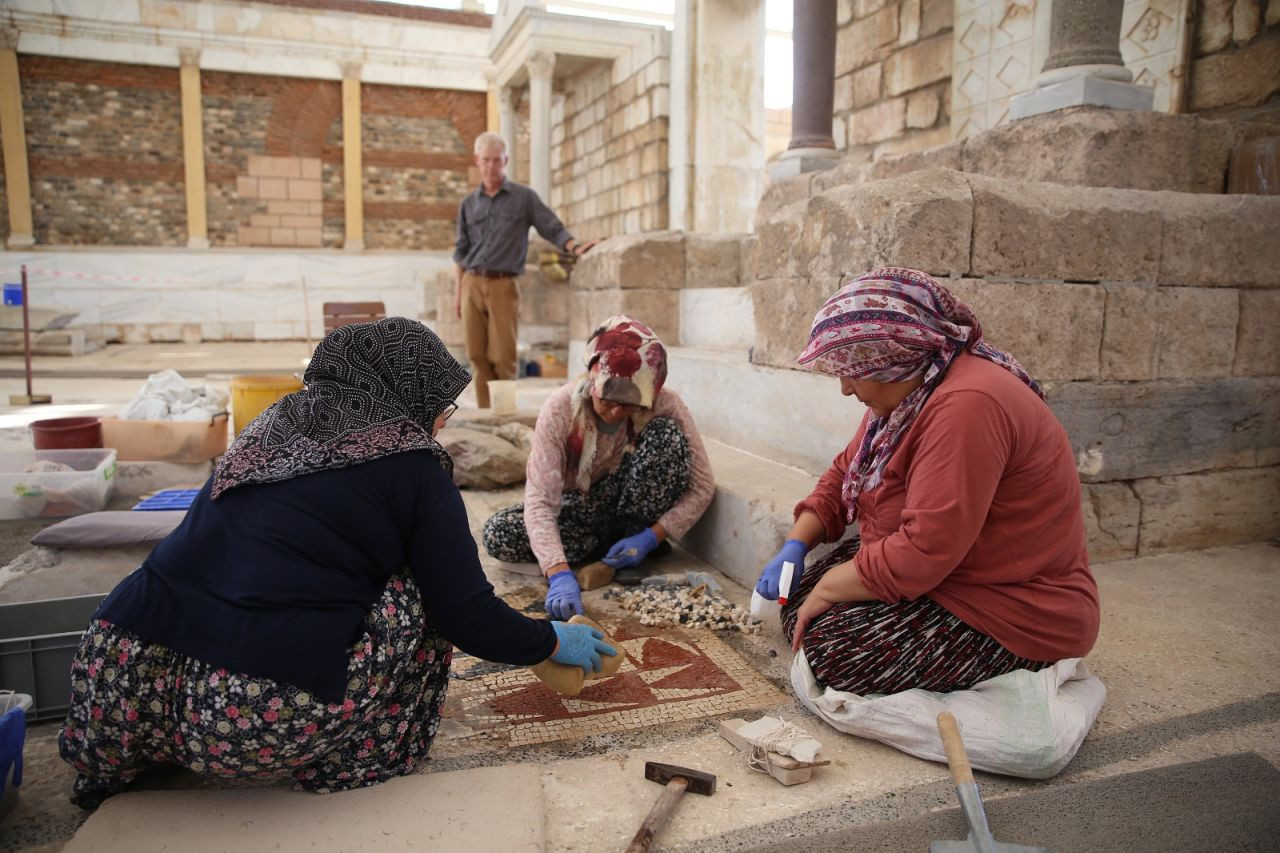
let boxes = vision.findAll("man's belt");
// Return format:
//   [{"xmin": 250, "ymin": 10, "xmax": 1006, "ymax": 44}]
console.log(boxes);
[{"xmin": 467, "ymin": 268, "xmax": 516, "ymax": 279}]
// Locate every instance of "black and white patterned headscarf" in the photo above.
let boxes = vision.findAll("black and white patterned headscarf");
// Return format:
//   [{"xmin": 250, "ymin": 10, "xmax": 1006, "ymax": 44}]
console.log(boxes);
[{"xmin": 211, "ymin": 317, "xmax": 471, "ymax": 499}]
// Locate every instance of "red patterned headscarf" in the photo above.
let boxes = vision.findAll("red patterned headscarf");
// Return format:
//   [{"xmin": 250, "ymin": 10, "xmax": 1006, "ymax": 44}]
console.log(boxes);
[
  {"xmin": 565, "ymin": 315, "xmax": 667, "ymax": 492},
  {"xmin": 797, "ymin": 267, "xmax": 1043, "ymax": 522}
]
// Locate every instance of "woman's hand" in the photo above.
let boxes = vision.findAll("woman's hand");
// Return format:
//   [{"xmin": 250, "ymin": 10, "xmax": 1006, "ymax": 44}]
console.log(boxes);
[
  {"xmin": 602, "ymin": 527, "xmax": 659, "ymax": 569},
  {"xmin": 545, "ymin": 569, "xmax": 584, "ymax": 620},
  {"xmin": 550, "ymin": 621, "xmax": 617, "ymax": 674},
  {"xmin": 755, "ymin": 539, "xmax": 809, "ymax": 600},
  {"xmin": 791, "ymin": 589, "xmax": 838, "ymax": 652}
]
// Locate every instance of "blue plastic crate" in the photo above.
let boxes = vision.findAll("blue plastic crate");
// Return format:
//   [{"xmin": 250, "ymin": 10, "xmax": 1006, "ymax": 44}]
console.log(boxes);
[{"xmin": 132, "ymin": 488, "xmax": 200, "ymax": 511}]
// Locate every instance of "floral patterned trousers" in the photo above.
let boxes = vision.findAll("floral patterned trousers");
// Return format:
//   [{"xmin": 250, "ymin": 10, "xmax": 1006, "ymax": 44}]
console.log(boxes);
[
  {"xmin": 481, "ymin": 415, "xmax": 692, "ymax": 565},
  {"xmin": 58, "ymin": 572, "xmax": 451, "ymax": 808}
]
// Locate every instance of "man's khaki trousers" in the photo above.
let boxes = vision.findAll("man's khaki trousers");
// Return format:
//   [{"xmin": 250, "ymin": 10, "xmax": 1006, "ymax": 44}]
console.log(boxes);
[{"xmin": 461, "ymin": 271, "xmax": 518, "ymax": 408}]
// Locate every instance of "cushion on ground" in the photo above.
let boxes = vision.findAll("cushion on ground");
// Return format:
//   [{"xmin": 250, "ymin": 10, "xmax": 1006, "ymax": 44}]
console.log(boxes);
[{"xmin": 30, "ymin": 511, "xmax": 186, "ymax": 548}]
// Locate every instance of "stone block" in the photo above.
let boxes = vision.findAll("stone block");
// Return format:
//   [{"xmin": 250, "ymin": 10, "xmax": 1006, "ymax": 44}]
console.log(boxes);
[
  {"xmin": 884, "ymin": 34, "xmax": 951, "ymax": 96},
  {"xmin": 847, "ymin": 96, "xmax": 908, "ymax": 146},
  {"xmin": 1100, "ymin": 285, "xmax": 1160, "ymax": 381},
  {"xmin": 440, "ymin": 427, "xmax": 528, "ymax": 490},
  {"xmin": 147, "ymin": 323, "xmax": 182, "ymax": 343},
  {"xmin": 1234, "ymin": 289, "xmax": 1280, "ymax": 376},
  {"xmin": 618, "ymin": 289, "xmax": 680, "ymax": 344},
  {"xmin": 1081, "ymin": 482, "xmax": 1140, "ymax": 561},
  {"xmin": 808, "ymin": 153, "xmax": 873, "ymax": 194},
  {"xmin": 685, "ymin": 233, "xmax": 744, "ymax": 288},
  {"xmin": 836, "ymin": 5, "xmax": 899, "ymax": 76},
  {"xmin": 796, "ymin": 168, "xmax": 972, "ymax": 282},
  {"xmin": 236, "ymin": 176, "xmax": 257, "ymax": 197},
  {"xmin": 967, "ymin": 174, "xmax": 1162, "ymax": 283},
  {"xmin": 1158, "ymin": 194, "xmax": 1280, "ymax": 289},
  {"xmin": 1133, "ymin": 465, "xmax": 1280, "ymax": 555},
  {"xmin": 1196, "ymin": 0, "xmax": 1234, "ymax": 53},
  {"xmin": 920, "ymin": 0, "xmax": 953, "ymax": 37},
  {"xmin": 249, "ymin": 154, "xmax": 300, "ymax": 179},
  {"xmin": 181, "ymin": 324, "xmax": 202, "ymax": 344},
  {"xmin": 853, "ymin": 63, "xmax": 883, "ymax": 108},
  {"xmin": 946, "ymin": 279, "xmax": 1105, "ymax": 381},
  {"xmin": 1153, "ymin": 287, "xmax": 1239, "ymax": 380},
  {"xmin": 752, "ymin": 199, "xmax": 808, "ymax": 280},
  {"xmin": 906, "ymin": 88, "xmax": 940, "ymax": 128},
  {"xmin": 958, "ymin": 110, "xmax": 1239, "ymax": 195},
  {"xmin": 1189, "ymin": 34, "xmax": 1280, "ymax": 111},
  {"xmin": 870, "ymin": 128, "xmax": 957, "ymax": 168},
  {"xmin": 1234, "ymin": 0, "xmax": 1265, "ymax": 42},
  {"xmin": 899, "ymin": 0, "xmax": 920, "ymax": 45},
  {"xmin": 835, "ymin": 73, "xmax": 855, "ymax": 114},
  {"xmin": 571, "ymin": 231, "xmax": 685, "ymax": 291},
  {"xmin": 517, "ymin": 273, "xmax": 569, "ymax": 327},
  {"xmin": 749, "ymin": 276, "xmax": 827, "ymax": 370},
  {"xmin": 1046, "ymin": 377, "xmax": 1280, "ymax": 483},
  {"xmin": 258, "ymin": 178, "xmax": 288, "ymax": 200},
  {"xmin": 855, "ymin": 0, "xmax": 891, "ymax": 16}
]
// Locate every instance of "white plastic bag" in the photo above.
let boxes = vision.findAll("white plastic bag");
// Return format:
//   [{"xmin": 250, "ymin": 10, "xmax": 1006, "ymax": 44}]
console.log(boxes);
[{"xmin": 790, "ymin": 649, "xmax": 1105, "ymax": 779}]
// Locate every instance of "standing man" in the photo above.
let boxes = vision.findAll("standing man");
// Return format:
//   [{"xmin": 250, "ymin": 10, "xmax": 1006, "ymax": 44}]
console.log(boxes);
[{"xmin": 454, "ymin": 132, "xmax": 596, "ymax": 408}]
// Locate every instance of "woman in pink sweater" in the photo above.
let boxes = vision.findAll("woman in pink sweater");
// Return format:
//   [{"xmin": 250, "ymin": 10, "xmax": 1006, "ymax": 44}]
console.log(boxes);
[
  {"xmin": 757, "ymin": 268, "xmax": 1099, "ymax": 695},
  {"xmin": 483, "ymin": 315, "xmax": 715, "ymax": 617}
]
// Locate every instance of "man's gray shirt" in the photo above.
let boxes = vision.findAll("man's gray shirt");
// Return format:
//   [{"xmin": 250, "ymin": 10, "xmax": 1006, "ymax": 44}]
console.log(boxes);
[{"xmin": 453, "ymin": 179, "xmax": 573, "ymax": 275}]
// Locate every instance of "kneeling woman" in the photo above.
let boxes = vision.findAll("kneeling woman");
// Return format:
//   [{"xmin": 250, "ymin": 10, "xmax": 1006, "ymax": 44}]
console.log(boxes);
[
  {"xmin": 483, "ymin": 315, "xmax": 715, "ymax": 618},
  {"xmin": 59, "ymin": 319, "xmax": 613, "ymax": 806},
  {"xmin": 757, "ymin": 268, "xmax": 1098, "ymax": 695}
]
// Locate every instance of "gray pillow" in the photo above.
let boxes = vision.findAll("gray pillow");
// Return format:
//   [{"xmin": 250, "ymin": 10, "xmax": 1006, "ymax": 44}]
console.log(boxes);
[{"xmin": 30, "ymin": 511, "xmax": 187, "ymax": 549}]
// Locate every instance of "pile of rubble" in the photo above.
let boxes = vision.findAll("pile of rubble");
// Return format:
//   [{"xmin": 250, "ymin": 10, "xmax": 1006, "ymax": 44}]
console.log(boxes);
[{"xmin": 610, "ymin": 574, "xmax": 760, "ymax": 633}]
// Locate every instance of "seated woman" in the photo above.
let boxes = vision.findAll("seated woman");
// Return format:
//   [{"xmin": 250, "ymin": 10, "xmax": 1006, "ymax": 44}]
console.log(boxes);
[
  {"xmin": 483, "ymin": 315, "xmax": 715, "ymax": 618},
  {"xmin": 756, "ymin": 268, "xmax": 1098, "ymax": 695},
  {"xmin": 59, "ymin": 318, "xmax": 613, "ymax": 807}
]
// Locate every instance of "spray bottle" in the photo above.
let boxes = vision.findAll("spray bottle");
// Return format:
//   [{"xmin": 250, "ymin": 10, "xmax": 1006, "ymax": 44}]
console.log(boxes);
[{"xmin": 749, "ymin": 560, "xmax": 796, "ymax": 620}]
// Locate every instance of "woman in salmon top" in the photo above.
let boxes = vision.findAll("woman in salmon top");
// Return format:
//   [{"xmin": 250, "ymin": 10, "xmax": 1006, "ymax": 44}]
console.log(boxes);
[{"xmin": 756, "ymin": 268, "xmax": 1099, "ymax": 695}]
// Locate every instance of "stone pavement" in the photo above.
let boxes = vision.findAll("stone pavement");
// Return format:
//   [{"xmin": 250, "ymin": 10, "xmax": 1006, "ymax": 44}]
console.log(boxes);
[{"xmin": 1, "ymin": 343, "xmax": 1278, "ymax": 851}]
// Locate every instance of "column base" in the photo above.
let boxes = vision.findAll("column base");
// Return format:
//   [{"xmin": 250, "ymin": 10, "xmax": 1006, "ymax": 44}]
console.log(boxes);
[
  {"xmin": 344, "ymin": 239, "xmax": 365, "ymax": 252},
  {"xmin": 768, "ymin": 147, "xmax": 840, "ymax": 180},
  {"xmin": 187, "ymin": 236, "xmax": 210, "ymax": 249},
  {"xmin": 5, "ymin": 233, "xmax": 34, "ymax": 249},
  {"xmin": 1010, "ymin": 72, "xmax": 1154, "ymax": 121}
]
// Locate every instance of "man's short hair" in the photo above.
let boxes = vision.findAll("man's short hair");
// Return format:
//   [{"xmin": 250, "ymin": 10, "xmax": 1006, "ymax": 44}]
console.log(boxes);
[{"xmin": 474, "ymin": 132, "xmax": 508, "ymax": 156}]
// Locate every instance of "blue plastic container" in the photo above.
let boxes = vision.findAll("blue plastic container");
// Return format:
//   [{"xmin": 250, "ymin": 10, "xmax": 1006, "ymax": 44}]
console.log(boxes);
[
  {"xmin": 0, "ymin": 694, "xmax": 31, "ymax": 823},
  {"xmin": 2, "ymin": 283, "xmax": 21, "ymax": 307},
  {"xmin": 133, "ymin": 488, "xmax": 200, "ymax": 511}
]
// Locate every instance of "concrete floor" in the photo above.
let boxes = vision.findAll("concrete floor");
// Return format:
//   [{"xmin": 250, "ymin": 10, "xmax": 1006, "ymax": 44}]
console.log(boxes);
[{"xmin": 2, "ymin": 344, "xmax": 1278, "ymax": 851}]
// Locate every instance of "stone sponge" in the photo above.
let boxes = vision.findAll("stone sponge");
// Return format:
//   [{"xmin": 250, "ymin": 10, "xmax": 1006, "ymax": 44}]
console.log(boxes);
[{"xmin": 528, "ymin": 614, "xmax": 623, "ymax": 696}]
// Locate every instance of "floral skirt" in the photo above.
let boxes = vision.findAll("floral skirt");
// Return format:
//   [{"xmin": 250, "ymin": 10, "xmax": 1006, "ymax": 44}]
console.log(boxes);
[
  {"xmin": 58, "ymin": 572, "xmax": 451, "ymax": 807},
  {"xmin": 781, "ymin": 538, "xmax": 1050, "ymax": 695},
  {"xmin": 482, "ymin": 415, "xmax": 692, "ymax": 565}
]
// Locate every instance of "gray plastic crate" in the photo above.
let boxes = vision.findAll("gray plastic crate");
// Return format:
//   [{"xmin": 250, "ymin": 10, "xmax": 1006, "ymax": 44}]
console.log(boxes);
[{"xmin": 0, "ymin": 594, "xmax": 106, "ymax": 721}]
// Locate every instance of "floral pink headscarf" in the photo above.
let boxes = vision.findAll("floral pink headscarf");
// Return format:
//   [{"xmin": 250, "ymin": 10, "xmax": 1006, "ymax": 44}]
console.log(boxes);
[
  {"xmin": 797, "ymin": 267, "xmax": 1043, "ymax": 522},
  {"xmin": 565, "ymin": 315, "xmax": 668, "ymax": 493}
]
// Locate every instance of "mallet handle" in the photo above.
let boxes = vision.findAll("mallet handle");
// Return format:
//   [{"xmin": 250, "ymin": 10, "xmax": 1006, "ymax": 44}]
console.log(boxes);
[
  {"xmin": 937, "ymin": 712, "xmax": 975, "ymax": 785},
  {"xmin": 625, "ymin": 776, "xmax": 689, "ymax": 853}
]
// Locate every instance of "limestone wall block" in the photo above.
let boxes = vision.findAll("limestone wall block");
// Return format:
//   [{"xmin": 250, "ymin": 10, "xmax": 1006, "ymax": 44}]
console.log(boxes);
[
  {"xmin": 1100, "ymin": 286, "xmax": 1160, "ymax": 381},
  {"xmin": 835, "ymin": 73, "xmax": 855, "ymax": 114},
  {"xmin": 685, "ymin": 233, "xmax": 745, "ymax": 289},
  {"xmin": 748, "ymin": 276, "xmax": 828, "ymax": 370},
  {"xmin": 1158, "ymin": 193, "xmax": 1280, "ymax": 288},
  {"xmin": 1234, "ymin": 289, "xmax": 1280, "ymax": 376},
  {"xmin": 1081, "ymin": 482, "xmax": 1140, "ymax": 561},
  {"xmin": 617, "ymin": 289, "xmax": 680, "ymax": 344},
  {"xmin": 1153, "ymin": 287, "xmax": 1239, "ymax": 379},
  {"xmin": 853, "ymin": 62, "xmax": 884, "ymax": 108},
  {"xmin": 752, "ymin": 199, "xmax": 808, "ymax": 280},
  {"xmin": 967, "ymin": 174, "xmax": 1162, "ymax": 283},
  {"xmin": 796, "ymin": 168, "xmax": 972, "ymax": 282},
  {"xmin": 906, "ymin": 88, "xmax": 940, "ymax": 128},
  {"xmin": 1133, "ymin": 465, "xmax": 1280, "ymax": 555},
  {"xmin": 571, "ymin": 231, "xmax": 686, "ymax": 291},
  {"xmin": 920, "ymin": 0, "xmax": 953, "ymax": 37},
  {"xmin": 1196, "ymin": 0, "xmax": 1234, "ymax": 53},
  {"xmin": 883, "ymin": 33, "xmax": 952, "ymax": 96},
  {"xmin": 809, "ymin": 153, "xmax": 873, "ymax": 193},
  {"xmin": 867, "ymin": 136, "xmax": 962, "ymax": 180},
  {"xmin": 836, "ymin": 6, "xmax": 899, "ymax": 76},
  {"xmin": 947, "ymin": 279, "xmax": 1104, "ymax": 381},
  {"xmin": 846, "ymin": 96, "xmax": 907, "ymax": 145},
  {"xmin": 1046, "ymin": 377, "xmax": 1280, "ymax": 483},
  {"xmin": 899, "ymin": 0, "xmax": 920, "ymax": 44},
  {"xmin": 1189, "ymin": 31, "xmax": 1280, "ymax": 111},
  {"xmin": 517, "ymin": 270, "xmax": 569, "ymax": 327}
]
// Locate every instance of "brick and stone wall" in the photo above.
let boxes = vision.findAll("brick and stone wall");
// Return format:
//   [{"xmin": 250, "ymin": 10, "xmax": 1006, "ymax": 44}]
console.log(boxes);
[
  {"xmin": 20, "ymin": 56, "xmax": 186, "ymax": 246},
  {"xmin": 550, "ymin": 37, "xmax": 671, "ymax": 240},
  {"xmin": 1187, "ymin": 1, "xmax": 1280, "ymax": 120},
  {"xmin": 360, "ymin": 84, "xmax": 485, "ymax": 250},
  {"xmin": 834, "ymin": 0, "xmax": 955, "ymax": 161}
]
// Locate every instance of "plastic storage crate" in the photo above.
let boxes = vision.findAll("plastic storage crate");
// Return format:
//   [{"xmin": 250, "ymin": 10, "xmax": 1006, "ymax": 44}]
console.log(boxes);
[
  {"xmin": 0, "ymin": 448, "xmax": 117, "ymax": 520},
  {"xmin": 0, "ymin": 594, "xmax": 107, "ymax": 721},
  {"xmin": 133, "ymin": 488, "xmax": 200, "ymax": 511}
]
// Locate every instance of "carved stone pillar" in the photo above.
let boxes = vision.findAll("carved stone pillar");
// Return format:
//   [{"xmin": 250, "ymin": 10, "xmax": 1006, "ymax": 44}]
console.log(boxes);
[
  {"xmin": 0, "ymin": 27, "xmax": 34, "ymax": 247},
  {"xmin": 771, "ymin": 0, "xmax": 838, "ymax": 179},
  {"xmin": 498, "ymin": 86, "xmax": 519, "ymax": 181},
  {"xmin": 1010, "ymin": 0, "xmax": 1153, "ymax": 120},
  {"xmin": 526, "ymin": 50, "xmax": 554, "ymax": 200},
  {"xmin": 178, "ymin": 49, "xmax": 209, "ymax": 249}
]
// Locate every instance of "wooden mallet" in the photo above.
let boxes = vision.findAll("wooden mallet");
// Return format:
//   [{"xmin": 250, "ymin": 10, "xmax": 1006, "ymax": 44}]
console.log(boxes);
[{"xmin": 624, "ymin": 761, "xmax": 716, "ymax": 853}]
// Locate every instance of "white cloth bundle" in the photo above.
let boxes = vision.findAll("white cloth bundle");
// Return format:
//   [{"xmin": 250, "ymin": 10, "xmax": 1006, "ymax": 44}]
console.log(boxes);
[{"xmin": 119, "ymin": 369, "xmax": 229, "ymax": 422}]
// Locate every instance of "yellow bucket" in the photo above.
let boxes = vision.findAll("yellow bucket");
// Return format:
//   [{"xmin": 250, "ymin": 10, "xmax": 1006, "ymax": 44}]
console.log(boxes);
[{"xmin": 230, "ymin": 374, "xmax": 304, "ymax": 435}]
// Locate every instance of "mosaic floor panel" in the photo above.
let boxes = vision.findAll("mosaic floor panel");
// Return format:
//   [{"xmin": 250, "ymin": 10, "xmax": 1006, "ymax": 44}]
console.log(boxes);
[{"xmin": 436, "ymin": 617, "xmax": 785, "ymax": 753}]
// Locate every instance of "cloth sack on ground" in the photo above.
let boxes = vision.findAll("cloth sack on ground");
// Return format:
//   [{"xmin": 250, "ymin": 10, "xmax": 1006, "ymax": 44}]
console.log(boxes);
[
  {"xmin": 790, "ymin": 649, "xmax": 1105, "ymax": 779},
  {"xmin": 118, "ymin": 369, "xmax": 229, "ymax": 422}
]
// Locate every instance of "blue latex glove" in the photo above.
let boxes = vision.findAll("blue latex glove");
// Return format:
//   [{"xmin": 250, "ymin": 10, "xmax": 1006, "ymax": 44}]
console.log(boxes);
[
  {"xmin": 602, "ymin": 527, "xmax": 659, "ymax": 569},
  {"xmin": 755, "ymin": 539, "xmax": 808, "ymax": 600},
  {"xmin": 550, "ymin": 620, "xmax": 617, "ymax": 675},
  {"xmin": 545, "ymin": 571, "xmax": 585, "ymax": 620}
]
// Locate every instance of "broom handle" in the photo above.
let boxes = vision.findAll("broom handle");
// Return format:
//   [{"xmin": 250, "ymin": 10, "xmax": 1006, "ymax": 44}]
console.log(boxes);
[{"xmin": 937, "ymin": 712, "xmax": 974, "ymax": 785}]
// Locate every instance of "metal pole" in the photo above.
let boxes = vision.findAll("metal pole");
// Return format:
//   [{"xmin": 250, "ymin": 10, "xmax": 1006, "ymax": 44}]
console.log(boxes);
[{"xmin": 21, "ymin": 263, "xmax": 32, "ymax": 397}]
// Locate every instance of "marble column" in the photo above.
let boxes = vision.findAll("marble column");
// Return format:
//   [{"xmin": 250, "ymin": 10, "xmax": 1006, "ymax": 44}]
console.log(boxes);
[
  {"xmin": 178, "ymin": 49, "xmax": 209, "ymax": 249},
  {"xmin": 498, "ymin": 85, "xmax": 519, "ymax": 181},
  {"xmin": 341, "ymin": 62, "xmax": 364, "ymax": 251},
  {"xmin": 526, "ymin": 50, "xmax": 554, "ymax": 201},
  {"xmin": 1010, "ymin": 0, "xmax": 1153, "ymax": 120},
  {"xmin": 0, "ymin": 28, "xmax": 34, "ymax": 248},
  {"xmin": 777, "ymin": 0, "xmax": 838, "ymax": 173}
]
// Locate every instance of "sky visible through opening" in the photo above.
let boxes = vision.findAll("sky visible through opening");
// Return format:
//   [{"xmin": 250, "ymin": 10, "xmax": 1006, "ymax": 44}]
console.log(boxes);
[{"xmin": 372, "ymin": 0, "xmax": 794, "ymax": 109}]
